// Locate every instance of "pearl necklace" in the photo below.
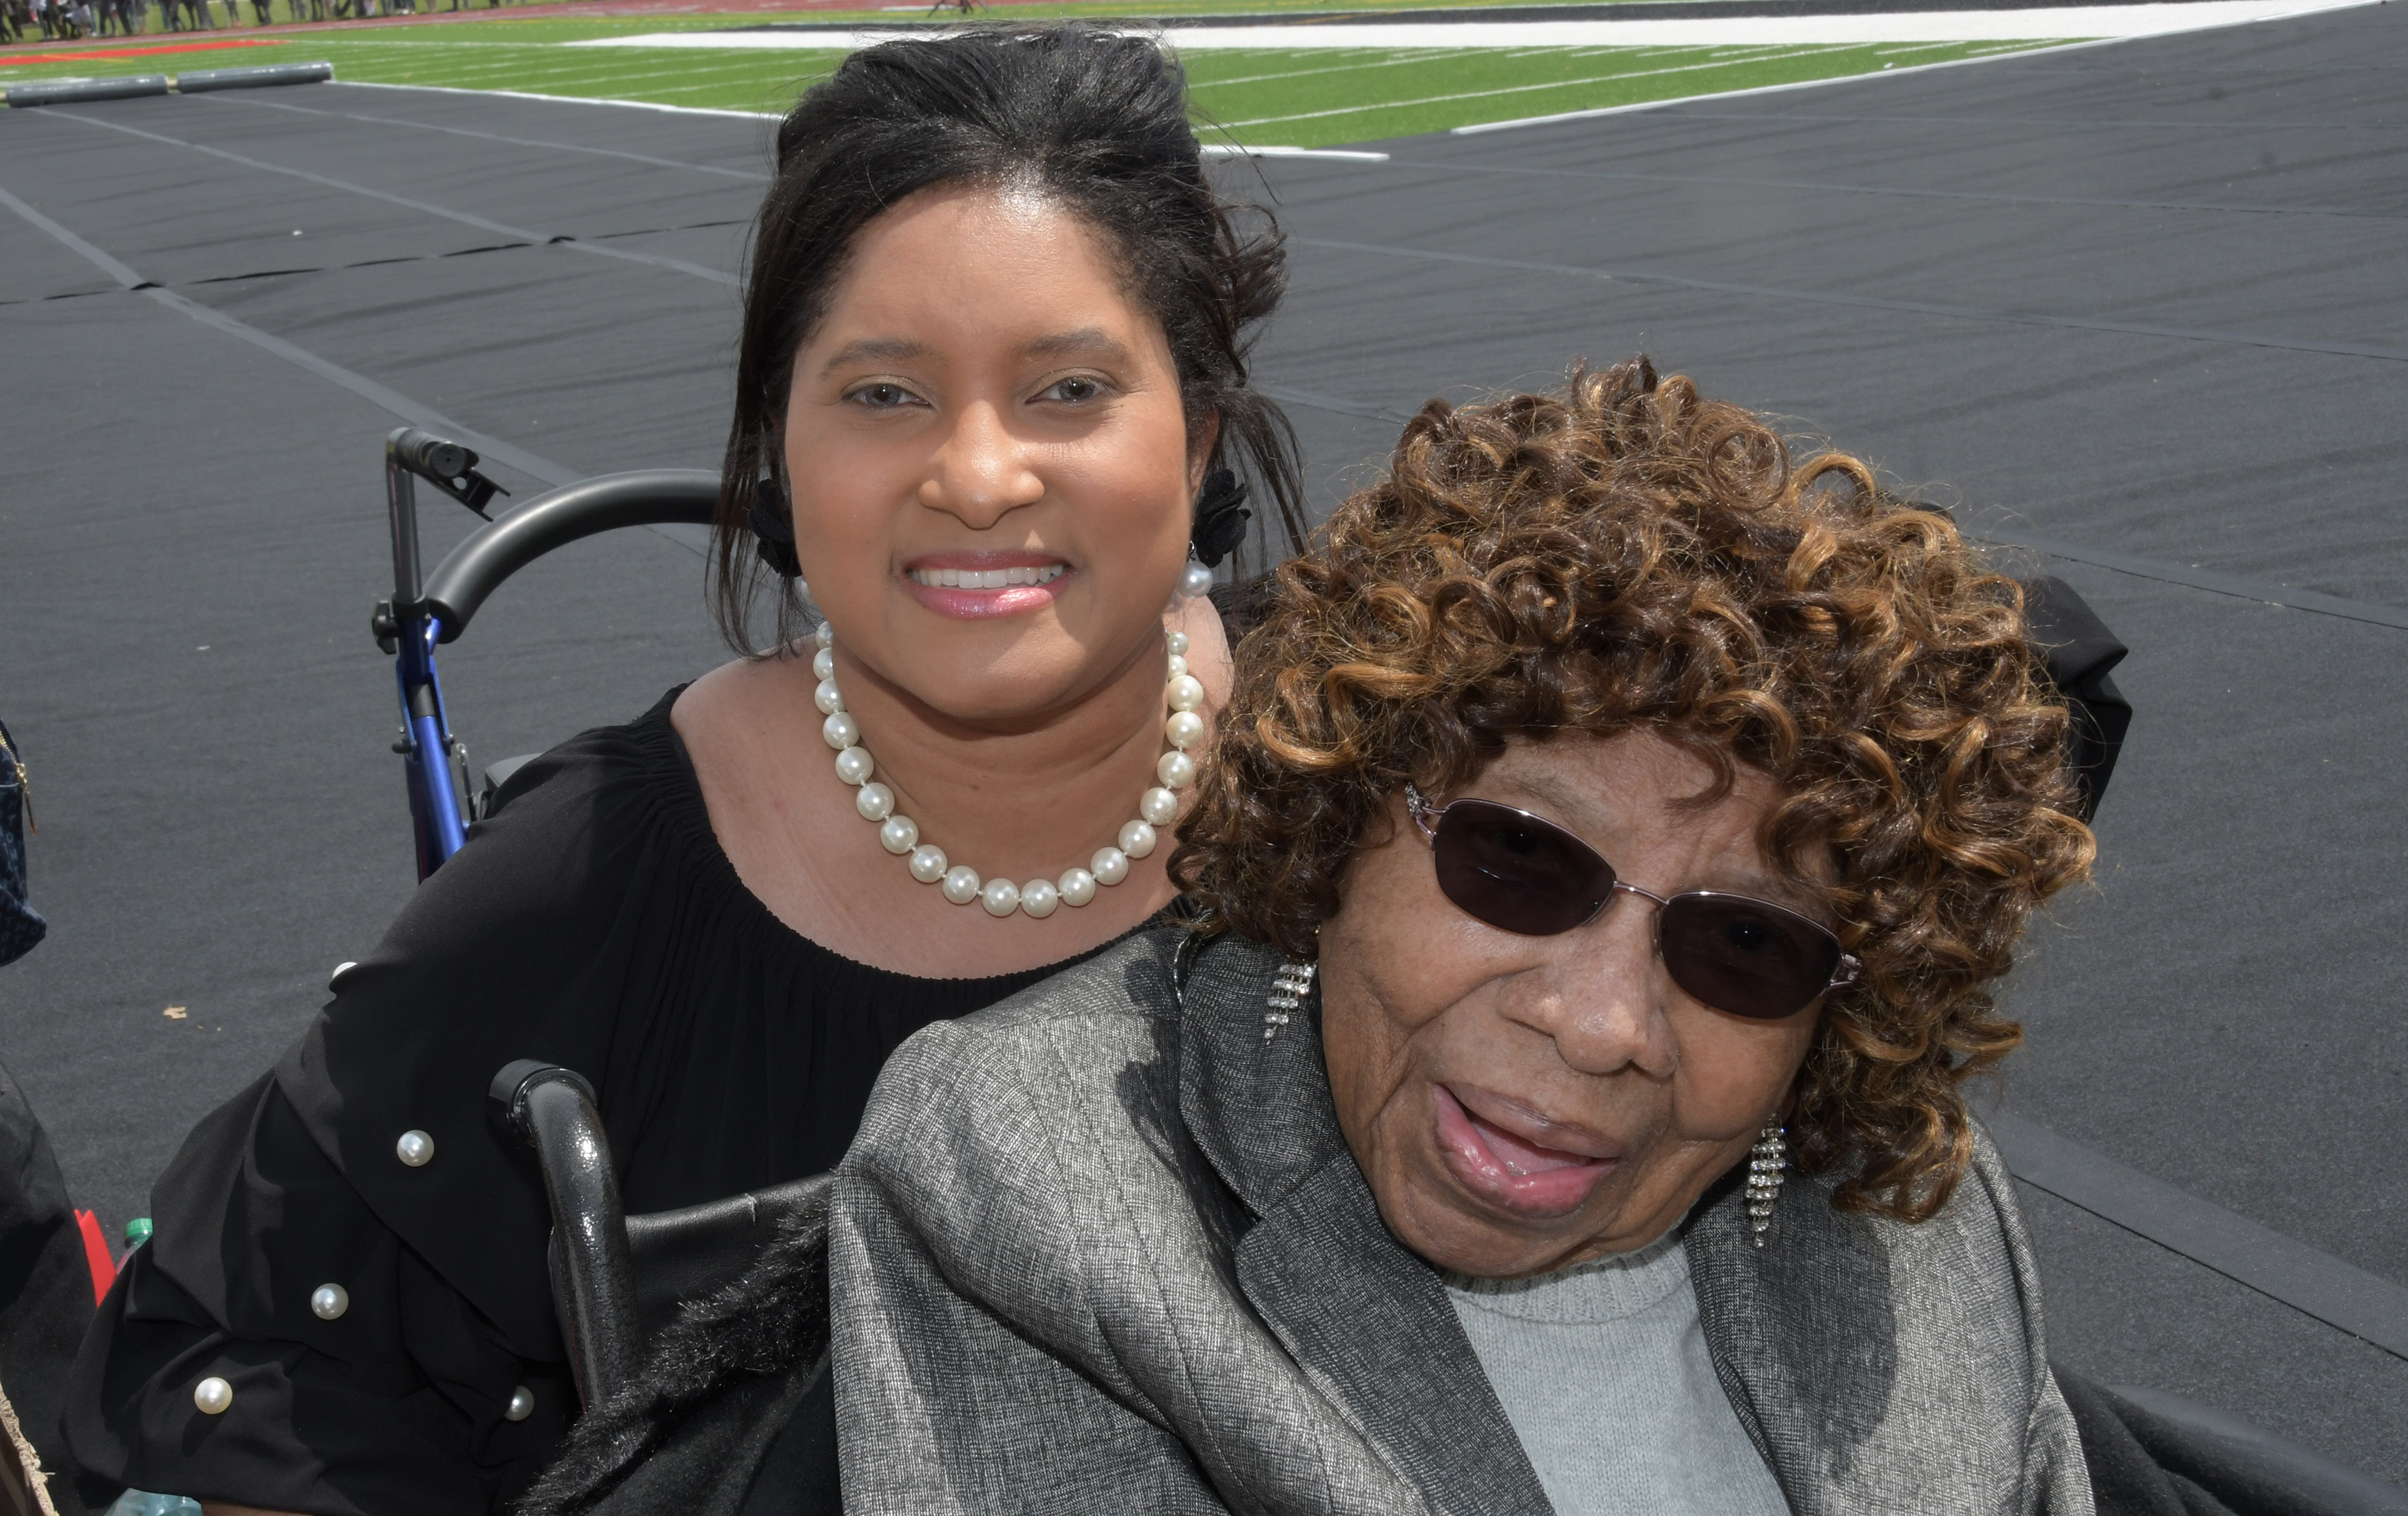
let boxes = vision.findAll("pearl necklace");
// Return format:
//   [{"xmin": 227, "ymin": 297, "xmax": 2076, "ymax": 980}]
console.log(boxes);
[{"xmin": 811, "ymin": 621, "xmax": 1206, "ymax": 920}]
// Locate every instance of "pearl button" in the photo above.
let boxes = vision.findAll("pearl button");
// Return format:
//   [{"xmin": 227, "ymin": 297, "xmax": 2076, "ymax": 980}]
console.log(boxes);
[
  {"xmin": 941, "ymin": 866, "xmax": 982, "ymax": 905},
  {"xmin": 821, "ymin": 712, "xmax": 858, "ymax": 750},
  {"xmin": 1119, "ymin": 820, "xmax": 1157, "ymax": 859},
  {"xmin": 979, "ymin": 878, "xmax": 1020, "ymax": 917},
  {"xmin": 1091, "ymin": 847, "xmax": 1129, "ymax": 886},
  {"xmin": 1166, "ymin": 674, "xmax": 1205, "ymax": 713},
  {"xmin": 193, "ymin": 1376, "xmax": 232, "ymax": 1415},
  {"xmin": 1057, "ymin": 868, "xmax": 1096, "ymax": 907},
  {"xmin": 1157, "ymin": 752, "xmax": 1196, "ymax": 790},
  {"xmin": 1139, "ymin": 787, "xmax": 1179, "ymax": 827},
  {"xmin": 1164, "ymin": 711, "xmax": 1204, "ymax": 751},
  {"xmin": 1165, "ymin": 653, "xmax": 1188, "ymax": 679},
  {"xmin": 855, "ymin": 782, "xmax": 895, "ymax": 821},
  {"xmin": 1018, "ymin": 878, "xmax": 1060, "ymax": 918},
  {"xmin": 1164, "ymin": 630, "xmax": 1189, "ymax": 657},
  {"xmin": 396, "ymin": 1130, "xmax": 435, "ymax": 1167},
  {"xmin": 813, "ymin": 678, "xmax": 844, "ymax": 715},
  {"xmin": 879, "ymin": 816, "xmax": 919, "ymax": 855},
  {"xmin": 310, "ymin": 1284, "xmax": 348, "ymax": 1320},
  {"xmin": 329, "ymin": 961, "xmax": 358, "ymax": 992},
  {"xmin": 811, "ymin": 645, "xmax": 834, "ymax": 681},
  {"xmin": 505, "ymin": 1384, "xmax": 535, "ymax": 1422},
  {"xmin": 834, "ymin": 747, "xmax": 874, "ymax": 786},
  {"xmin": 1179, "ymin": 562, "xmax": 1215, "ymax": 599}
]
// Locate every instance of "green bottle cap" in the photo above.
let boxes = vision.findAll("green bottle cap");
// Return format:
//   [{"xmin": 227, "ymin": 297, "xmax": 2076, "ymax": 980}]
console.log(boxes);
[{"xmin": 123, "ymin": 1217, "xmax": 154, "ymax": 1245}]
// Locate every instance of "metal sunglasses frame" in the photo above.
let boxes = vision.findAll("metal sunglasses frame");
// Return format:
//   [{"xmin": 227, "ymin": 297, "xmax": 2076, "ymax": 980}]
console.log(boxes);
[{"xmin": 1403, "ymin": 782, "xmax": 1863, "ymax": 1006}]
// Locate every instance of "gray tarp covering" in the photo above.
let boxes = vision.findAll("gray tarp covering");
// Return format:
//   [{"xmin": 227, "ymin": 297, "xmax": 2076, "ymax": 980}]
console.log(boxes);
[{"xmin": 1, "ymin": 0, "xmax": 2403, "ymax": 1487}]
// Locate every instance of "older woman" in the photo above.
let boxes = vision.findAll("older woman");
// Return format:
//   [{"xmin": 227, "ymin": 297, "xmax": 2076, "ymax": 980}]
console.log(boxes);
[{"xmin": 824, "ymin": 357, "xmax": 2099, "ymax": 1515}]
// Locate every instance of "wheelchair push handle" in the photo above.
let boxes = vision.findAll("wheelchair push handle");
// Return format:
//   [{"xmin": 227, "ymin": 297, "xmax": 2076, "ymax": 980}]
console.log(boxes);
[
  {"xmin": 489, "ymin": 1060, "xmax": 641, "ymax": 1410},
  {"xmin": 417, "ymin": 469, "xmax": 721, "ymax": 643},
  {"xmin": 387, "ymin": 426, "xmax": 509, "ymax": 521}
]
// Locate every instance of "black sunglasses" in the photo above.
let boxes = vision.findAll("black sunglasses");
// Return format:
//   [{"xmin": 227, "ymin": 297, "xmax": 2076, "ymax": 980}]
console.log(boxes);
[{"xmin": 1405, "ymin": 784, "xmax": 1860, "ymax": 1022}]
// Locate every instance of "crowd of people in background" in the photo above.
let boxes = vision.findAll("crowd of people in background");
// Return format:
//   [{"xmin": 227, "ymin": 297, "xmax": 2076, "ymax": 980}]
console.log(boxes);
[{"xmin": 0, "ymin": 0, "xmax": 513, "ymax": 38}]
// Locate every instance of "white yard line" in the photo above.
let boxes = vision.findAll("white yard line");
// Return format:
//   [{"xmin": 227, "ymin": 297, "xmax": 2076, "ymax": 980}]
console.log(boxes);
[
  {"xmin": 1196, "ymin": 47, "xmax": 1483, "ymax": 89},
  {"xmin": 567, "ymin": 0, "xmax": 2373, "ymax": 51},
  {"xmin": 1219, "ymin": 45, "xmax": 1833, "ymax": 128}
]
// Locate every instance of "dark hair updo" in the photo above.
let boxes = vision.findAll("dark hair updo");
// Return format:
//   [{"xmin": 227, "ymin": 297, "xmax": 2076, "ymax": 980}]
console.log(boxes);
[{"xmin": 712, "ymin": 24, "xmax": 1304, "ymax": 653}]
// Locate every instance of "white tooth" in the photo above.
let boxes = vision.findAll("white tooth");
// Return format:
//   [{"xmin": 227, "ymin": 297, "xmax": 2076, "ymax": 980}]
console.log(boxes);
[
  {"xmin": 1014, "ymin": 567, "xmax": 1036, "ymax": 585},
  {"xmin": 982, "ymin": 570, "xmax": 1008, "ymax": 589},
  {"xmin": 941, "ymin": 569, "xmax": 960, "ymax": 587},
  {"xmin": 1005, "ymin": 567, "xmax": 1026, "ymax": 587}
]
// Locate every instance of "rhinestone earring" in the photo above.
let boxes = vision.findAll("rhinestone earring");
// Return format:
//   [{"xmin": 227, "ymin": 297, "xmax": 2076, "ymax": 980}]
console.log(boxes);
[
  {"xmin": 1746, "ymin": 1120, "xmax": 1788, "ymax": 1248},
  {"xmin": 1265, "ymin": 961, "xmax": 1315, "ymax": 1043}
]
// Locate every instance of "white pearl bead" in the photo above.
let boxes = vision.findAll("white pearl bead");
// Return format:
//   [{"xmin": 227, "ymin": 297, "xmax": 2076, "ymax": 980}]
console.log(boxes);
[
  {"xmin": 193, "ymin": 1376, "xmax": 233, "ymax": 1415},
  {"xmin": 909, "ymin": 844, "xmax": 949, "ymax": 883},
  {"xmin": 310, "ymin": 1284, "xmax": 348, "ymax": 1320},
  {"xmin": 855, "ymin": 782, "xmax": 895, "ymax": 821},
  {"xmin": 1157, "ymin": 751, "xmax": 1196, "ymax": 790},
  {"xmin": 814, "ymin": 678, "xmax": 844, "ymax": 715},
  {"xmin": 1057, "ymin": 868, "xmax": 1096, "ymax": 907},
  {"xmin": 1166, "ymin": 674, "xmax": 1205, "ymax": 713},
  {"xmin": 979, "ymin": 878, "xmax": 1021, "ymax": 917},
  {"xmin": 814, "ymin": 621, "xmax": 834, "ymax": 650},
  {"xmin": 1018, "ymin": 878, "xmax": 1060, "ymax": 917},
  {"xmin": 1139, "ymin": 787, "xmax": 1179, "ymax": 827},
  {"xmin": 822, "ymin": 711, "xmax": 858, "ymax": 750},
  {"xmin": 505, "ymin": 1385, "xmax": 535, "ymax": 1422},
  {"xmin": 1179, "ymin": 562, "xmax": 1215, "ymax": 599},
  {"xmin": 942, "ymin": 865, "xmax": 982, "ymax": 904},
  {"xmin": 1120, "ymin": 820, "xmax": 1157, "ymax": 859},
  {"xmin": 879, "ymin": 815, "xmax": 919, "ymax": 855},
  {"xmin": 1164, "ymin": 711, "xmax": 1205, "ymax": 751},
  {"xmin": 1091, "ymin": 847, "xmax": 1129, "ymax": 886},
  {"xmin": 1165, "ymin": 654, "xmax": 1188, "ymax": 679},
  {"xmin": 396, "ymin": 1130, "xmax": 434, "ymax": 1167},
  {"xmin": 834, "ymin": 747, "xmax": 874, "ymax": 786},
  {"xmin": 812, "ymin": 645, "xmax": 834, "ymax": 681},
  {"xmin": 1165, "ymin": 630, "xmax": 1189, "ymax": 657}
]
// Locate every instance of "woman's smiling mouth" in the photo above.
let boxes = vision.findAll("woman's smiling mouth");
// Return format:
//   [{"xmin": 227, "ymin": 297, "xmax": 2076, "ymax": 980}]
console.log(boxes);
[
  {"xmin": 901, "ymin": 553, "xmax": 1074, "ymax": 618},
  {"xmin": 1432, "ymin": 1083, "xmax": 1618, "ymax": 1218}
]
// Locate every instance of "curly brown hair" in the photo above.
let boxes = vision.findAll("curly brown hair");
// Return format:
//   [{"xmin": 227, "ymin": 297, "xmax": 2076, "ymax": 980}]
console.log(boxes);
[{"xmin": 1171, "ymin": 357, "xmax": 2095, "ymax": 1223}]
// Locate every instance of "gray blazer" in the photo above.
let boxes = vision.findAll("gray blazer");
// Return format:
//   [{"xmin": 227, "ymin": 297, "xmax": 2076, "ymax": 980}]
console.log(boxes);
[{"xmin": 828, "ymin": 927, "xmax": 2094, "ymax": 1515}]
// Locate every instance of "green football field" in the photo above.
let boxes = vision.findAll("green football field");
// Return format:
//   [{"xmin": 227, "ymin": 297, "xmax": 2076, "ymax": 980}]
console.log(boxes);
[{"xmin": 0, "ymin": 16, "xmax": 2068, "ymax": 145}]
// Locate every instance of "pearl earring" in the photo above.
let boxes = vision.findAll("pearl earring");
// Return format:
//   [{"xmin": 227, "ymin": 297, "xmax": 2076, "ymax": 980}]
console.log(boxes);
[
  {"xmin": 1265, "ymin": 961, "xmax": 1314, "ymax": 1043},
  {"xmin": 1746, "ymin": 1120, "xmax": 1788, "ymax": 1248}
]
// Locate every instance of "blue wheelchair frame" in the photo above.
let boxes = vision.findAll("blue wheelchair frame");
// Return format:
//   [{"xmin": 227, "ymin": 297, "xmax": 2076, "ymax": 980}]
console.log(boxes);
[{"xmin": 375, "ymin": 426, "xmax": 717, "ymax": 880}]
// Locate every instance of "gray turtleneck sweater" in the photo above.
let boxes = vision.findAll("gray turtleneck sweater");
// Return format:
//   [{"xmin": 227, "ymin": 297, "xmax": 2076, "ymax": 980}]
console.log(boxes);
[{"xmin": 1445, "ymin": 1228, "xmax": 1791, "ymax": 1516}]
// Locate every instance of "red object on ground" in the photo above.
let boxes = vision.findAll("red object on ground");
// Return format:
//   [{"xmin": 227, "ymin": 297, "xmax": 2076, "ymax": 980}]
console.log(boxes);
[
  {"xmin": 0, "ymin": 38, "xmax": 276, "ymax": 67},
  {"xmin": 74, "ymin": 1209, "xmax": 114, "ymax": 1306}
]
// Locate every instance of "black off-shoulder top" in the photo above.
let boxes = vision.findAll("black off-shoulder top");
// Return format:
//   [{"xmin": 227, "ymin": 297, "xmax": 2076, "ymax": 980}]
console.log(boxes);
[{"xmin": 67, "ymin": 688, "xmax": 1124, "ymax": 1515}]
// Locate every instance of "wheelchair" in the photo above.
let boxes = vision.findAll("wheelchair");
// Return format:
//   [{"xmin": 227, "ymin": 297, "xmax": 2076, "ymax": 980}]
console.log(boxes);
[{"xmin": 375, "ymin": 430, "xmax": 2401, "ymax": 1516}]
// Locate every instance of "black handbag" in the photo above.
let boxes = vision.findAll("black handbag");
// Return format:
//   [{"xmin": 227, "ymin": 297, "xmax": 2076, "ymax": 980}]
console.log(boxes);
[{"xmin": 0, "ymin": 718, "xmax": 45, "ymax": 968}]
